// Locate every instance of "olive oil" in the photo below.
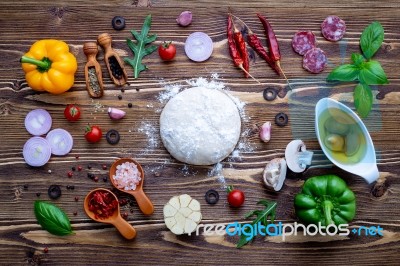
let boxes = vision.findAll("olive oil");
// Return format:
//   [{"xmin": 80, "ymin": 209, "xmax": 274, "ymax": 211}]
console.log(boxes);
[{"xmin": 318, "ymin": 108, "xmax": 367, "ymax": 164}]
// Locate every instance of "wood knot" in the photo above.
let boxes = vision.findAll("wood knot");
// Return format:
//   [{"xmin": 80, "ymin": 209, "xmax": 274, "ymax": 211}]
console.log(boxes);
[
  {"xmin": 376, "ymin": 87, "xmax": 395, "ymax": 100},
  {"xmin": 49, "ymin": 7, "xmax": 67, "ymax": 18},
  {"xmin": 383, "ymin": 43, "xmax": 393, "ymax": 52},
  {"xmin": 11, "ymin": 79, "xmax": 25, "ymax": 91},
  {"xmin": 132, "ymin": 0, "xmax": 152, "ymax": 7},
  {"xmin": 0, "ymin": 102, "xmax": 14, "ymax": 116},
  {"xmin": 278, "ymin": 86, "xmax": 289, "ymax": 98},
  {"xmin": 371, "ymin": 181, "xmax": 388, "ymax": 197}
]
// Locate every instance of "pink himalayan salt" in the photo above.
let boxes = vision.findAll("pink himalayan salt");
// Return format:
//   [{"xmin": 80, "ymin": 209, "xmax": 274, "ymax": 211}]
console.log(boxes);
[{"xmin": 113, "ymin": 162, "xmax": 141, "ymax": 190}]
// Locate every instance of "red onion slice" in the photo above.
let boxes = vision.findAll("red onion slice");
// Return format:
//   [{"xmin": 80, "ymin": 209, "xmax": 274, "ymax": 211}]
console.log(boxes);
[
  {"xmin": 25, "ymin": 109, "xmax": 52, "ymax": 136},
  {"xmin": 23, "ymin": 137, "xmax": 51, "ymax": 167},
  {"xmin": 184, "ymin": 32, "xmax": 213, "ymax": 62},
  {"xmin": 46, "ymin": 128, "xmax": 74, "ymax": 156}
]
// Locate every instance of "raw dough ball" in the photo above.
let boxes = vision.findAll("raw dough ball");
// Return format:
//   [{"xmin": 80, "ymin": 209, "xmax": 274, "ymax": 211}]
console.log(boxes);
[{"xmin": 160, "ymin": 87, "xmax": 241, "ymax": 165}]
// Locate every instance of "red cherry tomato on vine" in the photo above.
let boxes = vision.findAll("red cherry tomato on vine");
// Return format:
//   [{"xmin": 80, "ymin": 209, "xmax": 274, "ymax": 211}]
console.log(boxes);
[
  {"xmin": 158, "ymin": 42, "xmax": 176, "ymax": 61},
  {"xmin": 227, "ymin": 186, "xmax": 245, "ymax": 207},
  {"xmin": 64, "ymin": 104, "xmax": 81, "ymax": 121},
  {"xmin": 85, "ymin": 125, "xmax": 102, "ymax": 143}
]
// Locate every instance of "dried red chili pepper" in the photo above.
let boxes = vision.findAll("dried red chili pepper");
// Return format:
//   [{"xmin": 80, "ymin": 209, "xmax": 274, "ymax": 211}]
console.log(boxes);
[
  {"xmin": 230, "ymin": 14, "xmax": 280, "ymax": 75},
  {"xmin": 232, "ymin": 24, "xmax": 250, "ymax": 78},
  {"xmin": 257, "ymin": 14, "xmax": 280, "ymax": 60},
  {"xmin": 227, "ymin": 15, "xmax": 259, "ymax": 82},
  {"xmin": 257, "ymin": 13, "xmax": 292, "ymax": 88},
  {"xmin": 227, "ymin": 15, "xmax": 244, "ymax": 68}
]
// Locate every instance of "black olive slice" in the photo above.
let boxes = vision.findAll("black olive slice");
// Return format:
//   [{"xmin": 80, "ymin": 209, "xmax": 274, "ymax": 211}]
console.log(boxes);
[
  {"xmin": 205, "ymin": 189, "xmax": 219, "ymax": 205},
  {"xmin": 275, "ymin": 112, "xmax": 289, "ymax": 127}
]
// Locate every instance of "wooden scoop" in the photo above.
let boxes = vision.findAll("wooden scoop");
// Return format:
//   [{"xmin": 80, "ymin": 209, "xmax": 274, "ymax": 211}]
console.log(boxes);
[
  {"xmin": 83, "ymin": 188, "xmax": 136, "ymax": 240},
  {"xmin": 83, "ymin": 42, "xmax": 104, "ymax": 98},
  {"xmin": 109, "ymin": 158, "xmax": 154, "ymax": 215},
  {"xmin": 97, "ymin": 33, "xmax": 128, "ymax": 86}
]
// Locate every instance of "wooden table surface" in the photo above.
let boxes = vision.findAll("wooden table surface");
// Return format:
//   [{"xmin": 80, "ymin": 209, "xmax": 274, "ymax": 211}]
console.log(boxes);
[{"xmin": 0, "ymin": 0, "xmax": 399, "ymax": 265}]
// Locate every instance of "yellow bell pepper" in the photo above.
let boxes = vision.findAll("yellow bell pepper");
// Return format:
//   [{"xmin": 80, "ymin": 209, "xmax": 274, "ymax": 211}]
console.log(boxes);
[{"xmin": 21, "ymin": 39, "xmax": 78, "ymax": 94}]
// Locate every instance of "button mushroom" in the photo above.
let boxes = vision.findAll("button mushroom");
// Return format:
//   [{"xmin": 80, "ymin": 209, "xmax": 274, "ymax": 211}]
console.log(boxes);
[
  {"xmin": 263, "ymin": 158, "xmax": 287, "ymax": 191},
  {"xmin": 285, "ymin": 140, "xmax": 314, "ymax": 173}
]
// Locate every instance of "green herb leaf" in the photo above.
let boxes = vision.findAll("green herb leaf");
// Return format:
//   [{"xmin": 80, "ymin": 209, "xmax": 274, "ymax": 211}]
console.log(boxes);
[
  {"xmin": 237, "ymin": 226, "xmax": 254, "ymax": 248},
  {"xmin": 327, "ymin": 64, "xmax": 359, "ymax": 82},
  {"xmin": 354, "ymin": 83, "xmax": 373, "ymax": 118},
  {"xmin": 359, "ymin": 60, "xmax": 388, "ymax": 85},
  {"xmin": 124, "ymin": 14, "xmax": 157, "ymax": 79},
  {"xmin": 236, "ymin": 200, "xmax": 277, "ymax": 248},
  {"xmin": 351, "ymin": 53, "xmax": 365, "ymax": 66},
  {"xmin": 360, "ymin": 21, "xmax": 384, "ymax": 59},
  {"xmin": 34, "ymin": 201, "xmax": 72, "ymax": 236}
]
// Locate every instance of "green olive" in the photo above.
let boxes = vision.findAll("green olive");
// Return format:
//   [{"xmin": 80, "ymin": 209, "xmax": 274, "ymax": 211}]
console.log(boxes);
[
  {"xmin": 324, "ymin": 117, "xmax": 350, "ymax": 135},
  {"xmin": 324, "ymin": 134, "xmax": 345, "ymax": 152},
  {"xmin": 345, "ymin": 130, "xmax": 361, "ymax": 156}
]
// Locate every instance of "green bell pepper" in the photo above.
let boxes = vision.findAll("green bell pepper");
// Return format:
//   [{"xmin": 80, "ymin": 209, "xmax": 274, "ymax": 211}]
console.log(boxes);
[{"xmin": 294, "ymin": 175, "xmax": 356, "ymax": 226}]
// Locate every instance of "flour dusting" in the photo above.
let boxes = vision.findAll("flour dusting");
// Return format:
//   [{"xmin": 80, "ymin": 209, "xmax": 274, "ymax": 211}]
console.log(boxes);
[
  {"xmin": 137, "ymin": 122, "xmax": 160, "ymax": 154},
  {"xmin": 208, "ymin": 162, "xmax": 226, "ymax": 188}
]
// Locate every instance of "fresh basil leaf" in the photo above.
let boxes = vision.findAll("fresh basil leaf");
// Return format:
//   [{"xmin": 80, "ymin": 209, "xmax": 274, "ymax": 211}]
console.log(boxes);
[
  {"xmin": 360, "ymin": 21, "xmax": 384, "ymax": 59},
  {"xmin": 351, "ymin": 53, "xmax": 365, "ymax": 66},
  {"xmin": 34, "ymin": 201, "xmax": 72, "ymax": 236},
  {"xmin": 354, "ymin": 83, "xmax": 373, "ymax": 118},
  {"xmin": 327, "ymin": 64, "xmax": 359, "ymax": 82},
  {"xmin": 359, "ymin": 60, "xmax": 388, "ymax": 85}
]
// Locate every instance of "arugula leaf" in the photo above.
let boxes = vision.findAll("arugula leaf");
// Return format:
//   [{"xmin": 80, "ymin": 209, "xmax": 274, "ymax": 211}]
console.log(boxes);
[
  {"xmin": 34, "ymin": 201, "xmax": 72, "ymax": 236},
  {"xmin": 124, "ymin": 14, "xmax": 157, "ymax": 79},
  {"xmin": 360, "ymin": 21, "xmax": 384, "ymax": 59},
  {"xmin": 351, "ymin": 53, "xmax": 365, "ymax": 66},
  {"xmin": 236, "ymin": 200, "xmax": 277, "ymax": 248},
  {"xmin": 237, "ymin": 227, "xmax": 253, "ymax": 248},
  {"xmin": 354, "ymin": 83, "xmax": 373, "ymax": 118},
  {"xmin": 327, "ymin": 64, "xmax": 359, "ymax": 82},
  {"xmin": 359, "ymin": 60, "xmax": 389, "ymax": 85}
]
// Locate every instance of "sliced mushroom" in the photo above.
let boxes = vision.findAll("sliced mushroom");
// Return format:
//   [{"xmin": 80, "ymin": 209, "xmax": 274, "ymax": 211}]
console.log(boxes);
[
  {"xmin": 285, "ymin": 140, "xmax": 314, "ymax": 173},
  {"xmin": 263, "ymin": 158, "xmax": 287, "ymax": 191}
]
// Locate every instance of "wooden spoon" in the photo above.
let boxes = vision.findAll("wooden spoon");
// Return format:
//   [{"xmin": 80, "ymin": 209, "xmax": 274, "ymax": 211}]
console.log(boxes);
[
  {"xmin": 83, "ymin": 42, "xmax": 104, "ymax": 98},
  {"xmin": 83, "ymin": 188, "xmax": 136, "ymax": 239},
  {"xmin": 109, "ymin": 158, "xmax": 154, "ymax": 215},
  {"xmin": 97, "ymin": 33, "xmax": 128, "ymax": 86}
]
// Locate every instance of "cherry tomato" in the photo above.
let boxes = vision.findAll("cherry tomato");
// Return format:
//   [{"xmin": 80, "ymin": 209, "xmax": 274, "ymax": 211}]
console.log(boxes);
[
  {"xmin": 227, "ymin": 186, "xmax": 245, "ymax": 207},
  {"xmin": 158, "ymin": 42, "xmax": 176, "ymax": 61},
  {"xmin": 85, "ymin": 125, "xmax": 102, "ymax": 143},
  {"xmin": 64, "ymin": 104, "xmax": 81, "ymax": 121}
]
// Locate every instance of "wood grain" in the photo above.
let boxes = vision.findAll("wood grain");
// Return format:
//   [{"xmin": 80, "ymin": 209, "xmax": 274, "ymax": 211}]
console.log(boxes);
[{"xmin": 0, "ymin": 1, "xmax": 399, "ymax": 265}]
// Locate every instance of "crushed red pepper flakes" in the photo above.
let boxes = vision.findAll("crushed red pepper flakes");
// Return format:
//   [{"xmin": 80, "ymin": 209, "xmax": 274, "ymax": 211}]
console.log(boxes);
[{"xmin": 88, "ymin": 191, "xmax": 118, "ymax": 219}]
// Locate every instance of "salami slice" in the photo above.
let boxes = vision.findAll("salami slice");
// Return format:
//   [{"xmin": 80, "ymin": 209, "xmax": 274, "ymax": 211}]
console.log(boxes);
[
  {"xmin": 321, "ymin": 15, "xmax": 346, "ymax": 42},
  {"xmin": 292, "ymin": 31, "xmax": 317, "ymax": 55},
  {"xmin": 302, "ymin": 48, "xmax": 327, "ymax": 73}
]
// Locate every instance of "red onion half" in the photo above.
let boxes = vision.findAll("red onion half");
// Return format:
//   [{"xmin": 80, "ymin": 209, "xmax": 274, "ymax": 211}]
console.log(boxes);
[
  {"xmin": 24, "ymin": 109, "xmax": 52, "ymax": 136},
  {"xmin": 46, "ymin": 128, "xmax": 74, "ymax": 156},
  {"xmin": 23, "ymin": 137, "xmax": 51, "ymax": 167},
  {"xmin": 184, "ymin": 32, "xmax": 213, "ymax": 62}
]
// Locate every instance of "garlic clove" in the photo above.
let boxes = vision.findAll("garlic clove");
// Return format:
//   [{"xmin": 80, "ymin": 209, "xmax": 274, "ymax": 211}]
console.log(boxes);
[
  {"xmin": 108, "ymin": 107, "xmax": 126, "ymax": 120},
  {"xmin": 259, "ymin": 121, "xmax": 271, "ymax": 143},
  {"xmin": 324, "ymin": 134, "xmax": 344, "ymax": 152},
  {"xmin": 176, "ymin": 11, "xmax": 192, "ymax": 27}
]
